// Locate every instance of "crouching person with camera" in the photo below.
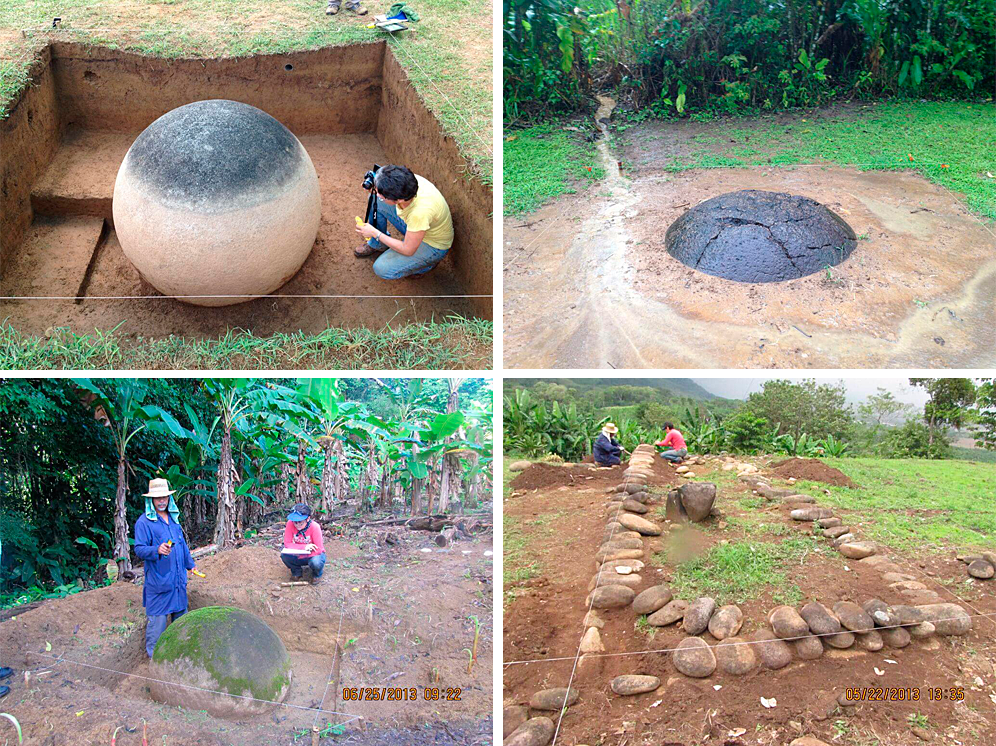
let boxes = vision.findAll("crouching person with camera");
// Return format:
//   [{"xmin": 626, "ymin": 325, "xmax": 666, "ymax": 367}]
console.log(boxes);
[{"xmin": 355, "ymin": 165, "xmax": 453, "ymax": 280}]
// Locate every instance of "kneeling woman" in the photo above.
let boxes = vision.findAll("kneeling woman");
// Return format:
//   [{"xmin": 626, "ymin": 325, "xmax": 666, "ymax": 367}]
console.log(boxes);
[
  {"xmin": 355, "ymin": 165, "xmax": 454, "ymax": 279},
  {"xmin": 281, "ymin": 503, "xmax": 327, "ymax": 584}
]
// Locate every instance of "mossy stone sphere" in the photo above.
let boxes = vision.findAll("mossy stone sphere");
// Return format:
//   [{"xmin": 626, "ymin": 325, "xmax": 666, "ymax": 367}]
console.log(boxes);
[
  {"xmin": 113, "ymin": 99, "xmax": 321, "ymax": 306},
  {"xmin": 149, "ymin": 606, "xmax": 292, "ymax": 717}
]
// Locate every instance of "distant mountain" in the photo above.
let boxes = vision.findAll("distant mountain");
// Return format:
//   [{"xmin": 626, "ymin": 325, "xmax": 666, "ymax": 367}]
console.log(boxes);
[{"xmin": 507, "ymin": 378, "xmax": 723, "ymax": 402}]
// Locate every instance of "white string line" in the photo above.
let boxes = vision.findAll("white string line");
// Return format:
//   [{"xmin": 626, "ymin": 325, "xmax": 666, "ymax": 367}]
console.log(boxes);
[
  {"xmin": 0, "ymin": 294, "xmax": 492, "ymax": 301},
  {"xmin": 25, "ymin": 650, "xmax": 362, "ymax": 722},
  {"xmin": 313, "ymin": 589, "xmax": 349, "ymax": 729},
  {"xmin": 504, "ymin": 610, "xmax": 996, "ymax": 668},
  {"xmin": 549, "ymin": 471, "xmax": 635, "ymax": 746},
  {"xmin": 387, "ymin": 33, "xmax": 493, "ymax": 158}
]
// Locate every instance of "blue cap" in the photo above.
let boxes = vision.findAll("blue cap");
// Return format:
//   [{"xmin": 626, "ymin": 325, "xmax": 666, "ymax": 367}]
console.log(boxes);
[{"xmin": 288, "ymin": 503, "xmax": 311, "ymax": 522}]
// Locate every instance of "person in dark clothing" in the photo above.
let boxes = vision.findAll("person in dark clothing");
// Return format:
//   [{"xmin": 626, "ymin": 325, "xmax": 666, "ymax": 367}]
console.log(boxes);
[
  {"xmin": 593, "ymin": 422, "xmax": 624, "ymax": 466},
  {"xmin": 133, "ymin": 479, "xmax": 196, "ymax": 658},
  {"xmin": 0, "ymin": 665, "xmax": 11, "ymax": 698}
]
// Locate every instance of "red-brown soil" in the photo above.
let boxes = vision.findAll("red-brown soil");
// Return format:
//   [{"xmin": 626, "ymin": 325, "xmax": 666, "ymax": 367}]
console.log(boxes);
[
  {"xmin": 1, "ymin": 516, "xmax": 493, "ymax": 745},
  {"xmin": 768, "ymin": 457, "xmax": 858, "ymax": 488},
  {"xmin": 510, "ymin": 462, "xmax": 622, "ymax": 492},
  {"xmin": 503, "ymin": 456, "xmax": 996, "ymax": 745}
]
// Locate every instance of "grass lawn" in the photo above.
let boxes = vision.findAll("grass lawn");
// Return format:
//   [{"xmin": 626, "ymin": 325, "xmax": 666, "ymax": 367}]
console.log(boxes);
[
  {"xmin": 629, "ymin": 101, "xmax": 996, "ymax": 221},
  {"xmin": 503, "ymin": 124, "xmax": 604, "ymax": 215},
  {"xmin": 654, "ymin": 534, "xmax": 819, "ymax": 607},
  {"xmin": 0, "ymin": 316, "xmax": 492, "ymax": 370},
  {"xmin": 598, "ymin": 404, "xmax": 640, "ymax": 421},
  {"xmin": 0, "ymin": 0, "xmax": 492, "ymax": 182},
  {"xmin": 790, "ymin": 457, "xmax": 996, "ymax": 554}
]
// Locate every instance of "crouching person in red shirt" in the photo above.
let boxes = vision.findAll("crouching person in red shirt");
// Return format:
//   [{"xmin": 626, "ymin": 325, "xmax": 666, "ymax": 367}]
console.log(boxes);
[
  {"xmin": 655, "ymin": 422, "xmax": 688, "ymax": 464},
  {"xmin": 281, "ymin": 503, "xmax": 326, "ymax": 585}
]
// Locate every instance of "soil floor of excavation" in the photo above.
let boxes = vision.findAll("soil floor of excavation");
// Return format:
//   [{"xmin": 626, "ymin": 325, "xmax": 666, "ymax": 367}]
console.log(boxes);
[
  {"xmin": 1, "ymin": 516, "xmax": 493, "ymax": 745},
  {"xmin": 503, "ymin": 101, "xmax": 996, "ymax": 369},
  {"xmin": 2, "ymin": 127, "xmax": 475, "ymax": 337},
  {"xmin": 502, "ymin": 457, "xmax": 996, "ymax": 745}
]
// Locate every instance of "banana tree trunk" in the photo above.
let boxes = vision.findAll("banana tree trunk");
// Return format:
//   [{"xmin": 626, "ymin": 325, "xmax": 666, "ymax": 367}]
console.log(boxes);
[
  {"xmin": 437, "ymin": 386, "xmax": 460, "ymax": 513},
  {"xmin": 333, "ymin": 439, "xmax": 347, "ymax": 506},
  {"xmin": 194, "ymin": 489, "xmax": 205, "ymax": 525},
  {"xmin": 213, "ymin": 427, "xmax": 237, "ymax": 548},
  {"xmin": 114, "ymin": 456, "xmax": 132, "ymax": 576},
  {"xmin": 411, "ymin": 477, "xmax": 424, "ymax": 515},
  {"xmin": 277, "ymin": 462, "xmax": 291, "ymax": 504},
  {"xmin": 295, "ymin": 438, "xmax": 312, "ymax": 504},
  {"xmin": 320, "ymin": 437, "xmax": 335, "ymax": 515}
]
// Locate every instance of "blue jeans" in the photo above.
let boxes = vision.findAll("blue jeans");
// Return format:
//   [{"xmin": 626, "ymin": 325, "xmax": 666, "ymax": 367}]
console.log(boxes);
[
  {"xmin": 368, "ymin": 199, "xmax": 448, "ymax": 279},
  {"xmin": 281, "ymin": 551, "xmax": 326, "ymax": 578},
  {"xmin": 660, "ymin": 448, "xmax": 688, "ymax": 463},
  {"xmin": 146, "ymin": 609, "xmax": 186, "ymax": 658}
]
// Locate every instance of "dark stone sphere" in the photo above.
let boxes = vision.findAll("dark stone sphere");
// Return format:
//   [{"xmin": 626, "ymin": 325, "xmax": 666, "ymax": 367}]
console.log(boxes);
[
  {"xmin": 124, "ymin": 99, "xmax": 303, "ymax": 212},
  {"xmin": 664, "ymin": 190, "xmax": 857, "ymax": 282}
]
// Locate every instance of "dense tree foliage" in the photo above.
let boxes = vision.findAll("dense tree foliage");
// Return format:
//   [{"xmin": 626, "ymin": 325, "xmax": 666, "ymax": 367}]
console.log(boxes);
[
  {"xmin": 1, "ymin": 378, "xmax": 493, "ymax": 602},
  {"xmin": 505, "ymin": 378, "xmax": 993, "ymax": 463},
  {"xmin": 504, "ymin": 0, "xmax": 995, "ymax": 118}
]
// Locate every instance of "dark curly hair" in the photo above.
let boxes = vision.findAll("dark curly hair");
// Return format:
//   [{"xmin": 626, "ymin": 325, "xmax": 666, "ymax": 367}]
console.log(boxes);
[{"xmin": 374, "ymin": 165, "xmax": 419, "ymax": 201}]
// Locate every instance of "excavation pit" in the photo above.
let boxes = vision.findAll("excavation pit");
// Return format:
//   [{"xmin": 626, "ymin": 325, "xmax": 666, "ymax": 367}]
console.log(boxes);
[
  {"xmin": 664, "ymin": 189, "xmax": 857, "ymax": 282},
  {"xmin": 0, "ymin": 42, "xmax": 492, "ymax": 340}
]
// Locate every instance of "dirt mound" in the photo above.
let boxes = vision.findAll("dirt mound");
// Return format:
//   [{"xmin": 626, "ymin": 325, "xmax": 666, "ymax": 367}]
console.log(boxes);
[
  {"xmin": 510, "ymin": 461, "xmax": 619, "ymax": 491},
  {"xmin": 768, "ymin": 457, "xmax": 857, "ymax": 488}
]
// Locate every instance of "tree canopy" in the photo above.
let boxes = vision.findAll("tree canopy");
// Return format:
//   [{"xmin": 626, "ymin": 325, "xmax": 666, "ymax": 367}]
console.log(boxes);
[{"xmin": 0, "ymin": 378, "xmax": 493, "ymax": 602}]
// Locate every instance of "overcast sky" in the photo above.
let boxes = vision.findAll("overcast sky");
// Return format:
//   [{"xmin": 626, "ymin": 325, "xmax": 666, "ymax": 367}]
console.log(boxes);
[{"xmin": 694, "ymin": 377, "xmax": 930, "ymax": 408}]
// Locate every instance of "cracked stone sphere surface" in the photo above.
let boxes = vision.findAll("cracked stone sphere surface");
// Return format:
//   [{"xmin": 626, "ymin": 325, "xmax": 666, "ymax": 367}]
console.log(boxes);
[
  {"xmin": 113, "ymin": 99, "xmax": 321, "ymax": 306},
  {"xmin": 664, "ymin": 190, "xmax": 857, "ymax": 282}
]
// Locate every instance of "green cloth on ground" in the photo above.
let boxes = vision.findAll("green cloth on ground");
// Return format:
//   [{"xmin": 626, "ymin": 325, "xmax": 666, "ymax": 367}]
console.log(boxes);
[{"xmin": 388, "ymin": 3, "xmax": 420, "ymax": 21}]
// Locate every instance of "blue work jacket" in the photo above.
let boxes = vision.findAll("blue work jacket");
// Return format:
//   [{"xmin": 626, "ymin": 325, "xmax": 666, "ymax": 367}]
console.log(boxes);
[
  {"xmin": 593, "ymin": 433, "xmax": 622, "ymax": 466},
  {"xmin": 134, "ymin": 514, "xmax": 195, "ymax": 616}
]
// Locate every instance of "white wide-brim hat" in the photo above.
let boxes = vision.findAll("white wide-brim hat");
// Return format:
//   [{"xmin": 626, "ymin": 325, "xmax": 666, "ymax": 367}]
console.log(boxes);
[
  {"xmin": 603, "ymin": 422, "xmax": 619, "ymax": 434},
  {"xmin": 143, "ymin": 478, "xmax": 176, "ymax": 497}
]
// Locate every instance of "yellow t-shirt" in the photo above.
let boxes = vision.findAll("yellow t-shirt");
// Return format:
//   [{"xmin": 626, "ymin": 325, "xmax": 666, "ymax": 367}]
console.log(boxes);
[{"xmin": 397, "ymin": 175, "xmax": 454, "ymax": 251}]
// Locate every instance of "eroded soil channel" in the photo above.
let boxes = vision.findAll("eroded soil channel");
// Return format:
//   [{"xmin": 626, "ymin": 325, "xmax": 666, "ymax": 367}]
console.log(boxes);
[{"xmin": 1, "ymin": 41, "xmax": 493, "ymax": 339}]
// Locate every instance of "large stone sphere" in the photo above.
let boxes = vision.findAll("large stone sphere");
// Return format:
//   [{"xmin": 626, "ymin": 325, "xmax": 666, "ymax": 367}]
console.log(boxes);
[
  {"xmin": 149, "ymin": 606, "xmax": 292, "ymax": 717},
  {"xmin": 113, "ymin": 100, "xmax": 321, "ymax": 306},
  {"xmin": 665, "ymin": 190, "xmax": 857, "ymax": 282}
]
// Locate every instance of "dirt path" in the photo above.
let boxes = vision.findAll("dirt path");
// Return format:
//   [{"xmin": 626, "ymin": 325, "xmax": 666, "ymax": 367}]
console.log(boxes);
[
  {"xmin": 503, "ymin": 456, "xmax": 996, "ymax": 745},
  {"xmin": 1, "ymin": 519, "xmax": 494, "ymax": 745}
]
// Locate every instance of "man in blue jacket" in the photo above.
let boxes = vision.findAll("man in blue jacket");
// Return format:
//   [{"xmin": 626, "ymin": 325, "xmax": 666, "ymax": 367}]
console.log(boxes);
[
  {"xmin": 134, "ymin": 478, "xmax": 196, "ymax": 658},
  {"xmin": 593, "ymin": 422, "xmax": 625, "ymax": 466}
]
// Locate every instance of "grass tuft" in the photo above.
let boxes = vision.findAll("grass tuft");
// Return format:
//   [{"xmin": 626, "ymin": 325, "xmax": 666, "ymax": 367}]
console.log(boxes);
[
  {"xmin": 0, "ymin": 316, "xmax": 491, "ymax": 370},
  {"xmin": 656, "ymin": 535, "xmax": 818, "ymax": 605},
  {"xmin": 503, "ymin": 125, "xmax": 604, "ymax": 215}
]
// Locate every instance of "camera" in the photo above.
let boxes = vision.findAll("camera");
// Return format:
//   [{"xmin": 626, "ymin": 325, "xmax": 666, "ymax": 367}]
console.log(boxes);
[{"xmin": 362, "ymin": 164, "xmax": 381, "ymax": 191}]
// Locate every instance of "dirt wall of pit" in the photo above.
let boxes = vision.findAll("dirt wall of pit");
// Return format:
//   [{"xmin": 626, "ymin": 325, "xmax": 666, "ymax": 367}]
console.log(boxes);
[
  {"xmin": 377, "ymin": 52, "xmax": 493, "ymax": 318},
  {"xmin": 48, "ymin": 41, "xmax": 385, "ymax": 134},
  {"xmin": 0, "ymin": 47, "xmax": 61, "ymax": 277}
]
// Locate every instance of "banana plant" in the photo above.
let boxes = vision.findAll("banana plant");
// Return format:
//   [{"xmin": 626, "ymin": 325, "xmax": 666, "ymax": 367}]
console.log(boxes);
[
  {"xmin": 74, "ymin": 378, "xmax": 180, "ymax": 575},
  {"xmin": 818, "ymin": 435, "xmax": 849, "ymax": 458}
]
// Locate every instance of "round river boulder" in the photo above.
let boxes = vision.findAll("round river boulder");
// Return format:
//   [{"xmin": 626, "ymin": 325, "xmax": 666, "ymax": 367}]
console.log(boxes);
[
  {"xmin": 149, "ymin": 606, "xmax": 292, "ymax": 717},
  {"xmin": 664, "ymin": 190, "xmax": 857, "ymax": 283},
  {"xmin": 114, "ymin": 100, "xmax": 321, "ymax": 306}
]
